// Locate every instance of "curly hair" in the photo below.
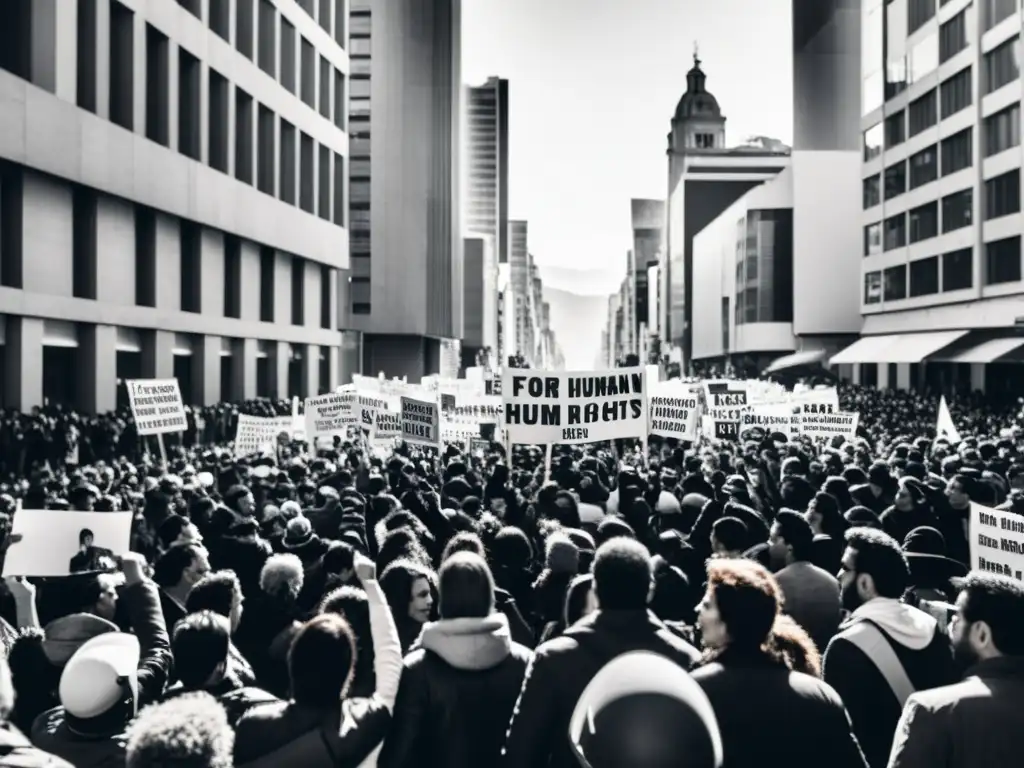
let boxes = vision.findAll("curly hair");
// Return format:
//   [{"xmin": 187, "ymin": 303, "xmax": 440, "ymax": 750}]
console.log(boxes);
[
  {"xmin": 125, "ymin": 692, "xmax": 233, "ymax": 768},
  {"xmin": 259, "ymin": 553, "xmax": 304, "ymax": 604},
  {"xmin": 770, "ymin": 614, "xmax": 822, "ymax": 677},
  {"xmin": 706, "ymin": 558, "xmax": 782, "ymax": 652}
]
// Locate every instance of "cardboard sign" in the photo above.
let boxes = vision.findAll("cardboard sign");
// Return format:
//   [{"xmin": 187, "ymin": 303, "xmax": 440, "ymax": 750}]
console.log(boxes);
[
  {"xmin": 127, "ymin": 379, "xmax": 187, "ymax": 436},
  {"xmin": 3, "ymin": 510, "xmax": 133, "ymax": 577}
]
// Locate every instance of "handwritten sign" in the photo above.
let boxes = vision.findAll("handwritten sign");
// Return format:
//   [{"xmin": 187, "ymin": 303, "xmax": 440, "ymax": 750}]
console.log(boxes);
[
  {"xmin": 401, "ymin": 397, "xmax": 440, "ymax": 448},
  {"xmin": 649, "ymin": 385, "xmax": 700, "ymax": 441},
  {"xmin": 304, "ymin": 391, "xmax": 356, "ymax": 445},
  {"xmin": 127, "ymin": 379, "xmax": 187, "ymax": 436},
  {"xmin": 970, "ymin": 504, "xmax": 1024, "ymax": 581}
]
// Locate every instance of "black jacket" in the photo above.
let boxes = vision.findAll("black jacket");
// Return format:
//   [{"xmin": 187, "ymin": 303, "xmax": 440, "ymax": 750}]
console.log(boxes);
[
  {"xmin": 692, "ymin": 650, "xmax": 867, "ymax": 768},
  {"xmin": 501, "ymin": 608, "xmax": 700, "ymax": 768},
  {"xmin": 380, "ymin": 614, "xmax": 531, "ymax": 768}
]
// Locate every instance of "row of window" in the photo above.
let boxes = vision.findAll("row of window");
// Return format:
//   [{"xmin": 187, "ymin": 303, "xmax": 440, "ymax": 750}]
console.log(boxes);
[
  {"xmin": 348, "ymin": 8, "xmax": 371, "ymax": 316},
  {"xmin": 0, "ymin": 169, "xmax": 334, "ymax": 328},
  {"xmin": 864, "ymin": 187, "xmax": 973, "ymax": 255},
  {"xmin": 868, "ymin": 130, "xmax": 970, "ymax": 204},
  {"xmin": 864, "ymin": 236, "xmax": 1023, "ymax": 305},
  {"xmin": 194, "ymin": 0, "xmax": 346, "ymax": 58}
]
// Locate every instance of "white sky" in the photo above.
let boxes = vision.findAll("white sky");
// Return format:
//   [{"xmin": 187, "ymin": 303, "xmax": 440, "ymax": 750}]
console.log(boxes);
[{"xmin": 462, "ymin": 0, "xmax": 794, "ymax": 296}]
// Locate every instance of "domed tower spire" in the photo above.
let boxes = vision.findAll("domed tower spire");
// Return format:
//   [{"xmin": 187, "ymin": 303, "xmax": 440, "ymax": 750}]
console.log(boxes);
[{"xmin": 668, "ymin": 45, "xmax": 726, "ymax": 153}]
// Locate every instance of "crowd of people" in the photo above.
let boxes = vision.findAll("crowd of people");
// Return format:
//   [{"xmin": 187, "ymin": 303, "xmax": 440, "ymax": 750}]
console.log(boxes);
[{"xmin": 0, "ymin": 381, "xmax": 1021, "ymax": 767}]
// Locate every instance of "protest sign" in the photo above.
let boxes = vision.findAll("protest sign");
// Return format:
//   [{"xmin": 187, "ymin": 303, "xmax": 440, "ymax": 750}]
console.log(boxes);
[
  {"xmin": 127, "ymin": 379, "xmax": 187, "ymax": 436},
  {"xmin": 304, "ymin": 391, "xmax": 356, "ymax": 446},
  {"xmin": 3, "ymin": 510, "xmax": 133, "ymax": 577},
  {"xmin": 234, "ymin": 415, "xmax": 280, "ymax": 458},
  {"xmin": 470, "ymin": 437, "xmax": 490, "ymax": 455},
  {"xmin": 648, "ymin": 384, "xmax": 700, "ymax": 441},
  {"xmin": 741, "ymin": 403, "xmax": 797, "ymax": 440},
  {"xmin": 442, "ymin": 421, "xmax": 480, "ymax": 445},
  {"xmin": 374, "ymin": 410, "xmax": 402, "ymax": 441},
  {"xmin": 701, "ymin": 380, "xmax": 747, "ymax": 439},
  {"xmin": 401, "ymin": 397, "xmax": 440, "ymax": 448},
  {"xmin": 701, "ymin": 415, "xmax": 739, "ymax": 441},
  {"xmin": 501, "ymin": 367, "xmax": 648, "ymax": 444},
  {"xmin": 800, "ymin": 409, "xmax": 860, "ymax": 440},
  {"xmin": 970, "ymin": 503, "xmax": 1024, "ymax": 581}
]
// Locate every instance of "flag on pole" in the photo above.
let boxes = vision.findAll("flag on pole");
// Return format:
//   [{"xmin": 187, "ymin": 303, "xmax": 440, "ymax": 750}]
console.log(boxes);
[{"xmin": 936, "ymin": 396, "xmax": 962, "ymax": 443}]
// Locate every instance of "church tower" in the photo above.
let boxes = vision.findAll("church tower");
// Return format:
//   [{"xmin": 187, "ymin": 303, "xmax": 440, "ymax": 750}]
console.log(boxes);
[{"xmin": 668, "ymin": 51, "xmax": 726, "ymax": 154}]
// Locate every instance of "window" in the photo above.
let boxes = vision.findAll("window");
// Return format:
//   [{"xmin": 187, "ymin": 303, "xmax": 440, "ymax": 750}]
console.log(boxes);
[
  {"xmin": 864, "ymin": 271, "xmax": 882, "ymax": 304},
  {"xmin": 259, "ymin": 246, "xmax": 275, "ymax": 321},
  {"xmin": 984, "ymin": 169, "xmax": 1021, "ymax": 220},
  {"xmin": 318, "ymin": 0, "xmax": 332, "ymax": 35},
  {"xmin": 236, "ymin": 0, "xmax": 254, "ymax": 60},
  {"xmin": 865, "ymin": 223, "xmax": 882, "ymax": 256},
  {"xmin": 319, "ymin": 57, "xmax": 331, "ymax": 119},
  {"xmin": 350, "ymin": 37, "xmax": 371, "ymax": 56},
  {"xmin": 72, "ymin": 186, "xmax": 97, "ymax": 300},
  {"xmin": 77, "ymin": 0, "xmax": 98, "ymax": 112},
  {"xmin": 224, "ymin": 235, "xmax": 241, "ymax": 319},
  {"xmin": 209, "ymin": 0, "xmax": 230, "ymax": 41},
  {"xmin": 941, "ymin": 188, "xmax": 973, "ymax": 232},
  {"xmin": 301, "ymin": 38, "xmax": 315, "ymax": 110},
  {"xmin": 940, "ymin": 67, "xmax": 971, "ymax": 118},
  {"xmin": 280, "ymin": 19, "xmax": 296, "ymax": 94},
  {"xmin": 942, "ymin": 248, "xmax": 973, "ymax": 291},
  {"xmin": 257, "ymin": 0, "xmax": 276, "ymax": 78},
  {"xmin": 109, "ymin": 1, "xmax": 135, "ymax": 130},
  {"xmin": 863, "ymin": 123, "xmax": 883, "ymax": 161},
  {"xmin": 320, "ymin": 265, "xmax": 333, "ymax": 329},
  {"xmin": 884, "ymin": 213, "xmax": 907, "ymax": 251},
  {"xmin": 908, "ymin": 0, "xmax": 937, "ymax": 34},
  {"xmin": 984, "ymin": 103, "xmax": 1020, "ymax": 157},
  {"xmin": 985, "ymin": 236, "xmax": 1022, "ymax": 284},
  {"xmin": 940, "ymin": 128, "xmax": 972, "ymax": 176},
  {"xmin": 257, "ymin": 105, "xmax": 275, "ymax": 195},
  {"xmin": 984, "ymin": 36, "xmax": 1020, "ymax": 95},
  {"xmin": 208, "ymin": 69, "xmax": 229, "ymax": 173},
  {"xmin": 939, "ymin": 9, "xmax": 968, "ymax": 62},
  {"xmin": 884, "ymin": 265, "xmax": 908, "ymax": 301},
  {"xmin": 145, "ymin": 25, "xmax": 170, "ymax": 146},
  {"xmin": 885, "ymin": 112, "xmax": 906, "ymax": 147},
  {"xmin": 909, "ymin": 202, "xmax": 938, "ymax": 243},
  {"xmin": 177, "ymin": 0, "xmax": 201, "ymax": 18},
  {"xmin": 291, "ymin": 257, "xmax": 305, "ymax": 326},
  {"xmin": 910, "ymin": 256, "xmax": 939, "ymax": 297},
  {"xmin": 983, "ymin": 0, "xmax": 1018, "ymax": 32},
  {"xmin": 134, "ymin": 205, "xmax": 156, "ymax": 307},
  {"xmin": 909, "ymin": 146, "xmax": 938, "ymax": 189},
  {"xmin": 334, "ymin": 0, "xmax": 347, "ymax": 47},
  {"xmin": 0, "ymin": 2, "xmax": 31, "ymax": 81},
  {"xmin": 318, "ymin": 144, "xmax": 331, "ymax": 221},
  {"xmin": 333, "ymin": 153, "xmax": 345, "ymax": 226},
  {"xmin": 178, "ymin": 48, "xmax": 201, "ymax": 160},
  {"xmin": 885, "ymin": 161, "xmax": 907, "ymax": 200},
  {"xmin": 863, "ymin": 175, "xmax": 881, "ymax": 208},
  {"xmin": 695, "ymin": 133, "xmax": 715, "ymax": 149},
  {"xmin": 333, "ymin": 70, "xmax": 346, "ymax": 130},
  {"xmin": 908, "ymin": 90, "xmax": 937, "ymax": 137},
  {"xmin": 235, "ymin": 88, "xmax": 254, "ymax": 185},
  {"xmin": 300, "ymin": 133, "xmax": 315, "ymax": 213},
  {"xmin": 180, "ymin": 221, "xmax": 202, "ymax": 313},
  {"xmin": 279, "ymin": 119, "xmax": 296, "ymax": 204}
]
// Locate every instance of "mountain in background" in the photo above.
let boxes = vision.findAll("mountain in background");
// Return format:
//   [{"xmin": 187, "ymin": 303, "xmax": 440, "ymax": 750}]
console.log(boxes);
[
  {"xmin": 542, "ymin": 285, "xmax": 609, "ymax": 370},
  {"xmin": 537, "ymin": 264, "xmax": 622, "ymax": 297}
]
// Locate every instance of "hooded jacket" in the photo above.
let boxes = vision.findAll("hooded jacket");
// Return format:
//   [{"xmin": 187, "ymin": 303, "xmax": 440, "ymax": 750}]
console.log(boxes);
[
  {"xmin": 379, "ymin": 613, "xmax": 532, "ymax": 768},
  {"xmin": 822, "ymin": 598, "xmax": 958, "ymax": 768}
]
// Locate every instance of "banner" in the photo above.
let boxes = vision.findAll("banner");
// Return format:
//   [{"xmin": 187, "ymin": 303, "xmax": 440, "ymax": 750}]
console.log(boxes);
[
  {"xmin": 401, "ymin": 397, "xmax": 440, "ymax": 449},
  {"xmin": 969, "ymin": 503, "xmax": 1024, "ymax": 581},
  {"xmin": 800, "ymin": 409, "xmax": 860, "ymax": 440},
  {"xmin": 501, "ymin": 367, "xmax": 649, "ymax": 444},
  {"xmin": 374, "ymin": 410, "xmax": 402, "ymax": 442},
  {"xmin": 234, "ymin": 415, "xmax": 280, "ymax": 458},
  {"xmin": 937, "ymin": 395, "xmax": 962, "ymax": 443},
  {"xmin": 304, "ymin": 391, "xmax": 356, "ymax": 446},
  {"xmin": 127, "ymin": 379, "xmax": 187, "ymax": 436},
  {"xmin": 3, "ymin": 510, "xmax": 133, "ymax": 577},
  {"xmin": 741, "ymin": 402, "xmax": 796, "ymax": 440}
]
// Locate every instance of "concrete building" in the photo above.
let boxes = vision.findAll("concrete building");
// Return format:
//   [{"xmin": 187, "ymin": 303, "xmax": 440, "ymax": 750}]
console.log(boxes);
[
  {"xmin": 662, "ymin": 54, "xmax": 790, "ymax": 371},
  {"xmin": 830, "ymin": 0, "xmax": 1024, "ymax": 398},
  {"xmin": 631, "ymin": 198, "xmax": 663, "ymax": 351},
  {"xmin": 462, "ymin": 76, "xmax": 509, "ymax": 370},
  {"xmin": 0, "ymin": 0, "xmax": 348, "ymax": 413},
  {"xmin": 346, "ymin": 0, "xmax": 463, "ymax": 381}
]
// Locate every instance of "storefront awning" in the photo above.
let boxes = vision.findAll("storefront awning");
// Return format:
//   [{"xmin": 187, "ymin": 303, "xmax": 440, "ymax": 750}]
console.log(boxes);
[
  {"xmin": 763, "ymin": 349, "xmax": 828, "ymax": 375},
  {"xmin": 829, "ymin": 335, "xmax": 902, "ymax": 365},
  {"xmin": 935, "ymin": 337, "xmax": 1024, "ymax": 364},
  {"xmin": 873, "ymin": 330, "xmax": 969, "ymax": 363}
]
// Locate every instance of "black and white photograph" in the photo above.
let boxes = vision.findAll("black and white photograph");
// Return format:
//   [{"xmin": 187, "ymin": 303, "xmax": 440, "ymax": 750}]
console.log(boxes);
[{"xmin": 0, "ymin": 0, "xmax": 1023, "ymax": 767}]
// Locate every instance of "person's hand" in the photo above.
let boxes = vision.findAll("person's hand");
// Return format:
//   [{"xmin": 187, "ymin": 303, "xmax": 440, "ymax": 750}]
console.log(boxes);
[
  {"xmin": 120, "ymin": 552, "xmax": 148, "ymax": 586},
  {"xmin": 353, "ymin": 553, "xmax": 376, "ymax": 584},
  {"xmin": 0, "ymin": 533, "xmax": 23, "ymax": 554},
  {"xmin": 4, "ymin": 576, "xmax": 35, "ymax": 604}
]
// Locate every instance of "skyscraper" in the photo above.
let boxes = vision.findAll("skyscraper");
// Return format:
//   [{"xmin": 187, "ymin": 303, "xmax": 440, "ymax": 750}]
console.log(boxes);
[
  {"xmin": 463, "ymin": 77, "xmax": 509, "ymax": 369},
  {"xmin": 347, "ymin": 0, "xmax": 463, "ymax": 380}
]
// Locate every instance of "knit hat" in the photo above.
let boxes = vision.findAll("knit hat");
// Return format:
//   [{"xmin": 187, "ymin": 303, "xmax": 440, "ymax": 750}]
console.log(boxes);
[
  {"xmin": 224, "ymin": 484, "xmax": 251, "ymax": 512},
  {"xmin": 282, "ymin": 516, "xmax": 315, "ymax": 549},
  {"xmin": 545, "ymin": 533, "xmax": 580, "ymax": 574}
]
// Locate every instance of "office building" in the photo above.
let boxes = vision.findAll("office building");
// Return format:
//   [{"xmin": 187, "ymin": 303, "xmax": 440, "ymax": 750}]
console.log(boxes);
[
  {"xmin": 631, "ymin": 198, "xmax": 663, "ymax": 350},
  {"xmin": 662, "ymin": 54, "xmax": 790, "ymax": 371},
  {"xmin": 0, "ymin": 0, "xmax": 348, "ymax": 413},
  {"xmin": 831, "ymin": 0, "xmax": 1024, "ymax": 398},
  {"xmin": 462, "ymin": 76, "xmax": 509, "ymax": 370},
  {"xmin": 346, "ymin": 0, "xmax": 463, "ymax": 381}
]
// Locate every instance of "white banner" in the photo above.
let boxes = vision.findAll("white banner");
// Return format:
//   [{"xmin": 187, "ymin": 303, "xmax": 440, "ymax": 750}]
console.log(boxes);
[
  {"xmin": 648, "ymin": 383, "xmax": 700, "ymax": 441},
  {"xmin": 234, "ymin": 415, "xmax": 280, "ymax": 457},
  {"xmin": 304, "ymin": 391, "xmax": 356, "ymax": 446},
  {"xmin": 401, "ymin": 397, "xmax": 440, "ymax": 449},
  {"xmin": 501, "ymin": 367, "xmax": 649, "ymax": 444},
  {"xmin": 970, "ymin": 503, "xmax": 1024, "ymax": 581}
]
